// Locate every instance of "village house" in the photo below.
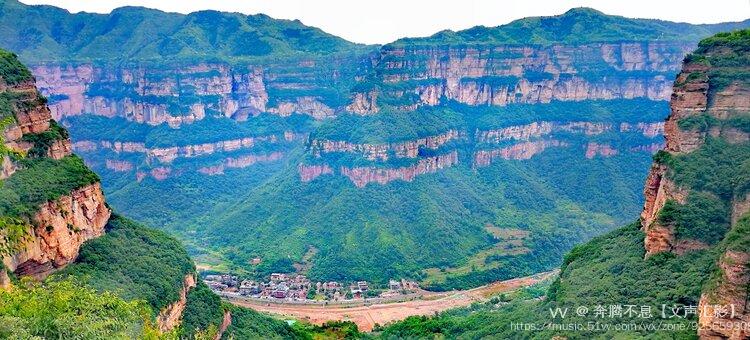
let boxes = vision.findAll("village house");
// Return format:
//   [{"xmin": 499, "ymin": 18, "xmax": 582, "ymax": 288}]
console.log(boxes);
[
  {"xmin": 389, "ymin": 279, "xmax": 402, "ymax": 291},
  {"xmin": 239, "ymin": 280, "xmax": 261, "ymax": 296},
  {"xmin": 271, "ymin": 282, "xmax": 289, "ymax": 299},
  {"xmin": 269, "ymin": 273, "xmax": 288, "ymax": 282}
]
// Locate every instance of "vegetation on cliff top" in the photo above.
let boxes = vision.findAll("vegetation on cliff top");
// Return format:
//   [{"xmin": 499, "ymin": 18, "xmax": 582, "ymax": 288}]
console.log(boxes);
[
  {"xmin": 0, "ymin": 155, "xmax": 99, "ymax": 218},
  {"xmin": 22, "ymin": 120, "xmax": 69, "ymax": 158},
  {"xmin": 0, "ymin": 278, "xmax": 162, "ymax": 339},
  {"xmin": 55, "ymin": 215, "xmax": 196, "ymax": 316},
  {"xmin": 391, "ymin": 7, "xmax": 750, "ymax": 46},
  {"xmin": 0, "ymin": 0, "xmax": 371, "ymax": 63},
  {"xmin": 379, "ymin": 29, "xmax": 750, "ymax": 339},
  {"xmin": 0, "ymin": 49, "xmax": 32, "ymax": 85}
]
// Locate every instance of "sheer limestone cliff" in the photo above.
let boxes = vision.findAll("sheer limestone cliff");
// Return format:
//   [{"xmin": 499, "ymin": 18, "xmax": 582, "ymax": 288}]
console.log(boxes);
[
  {"xmin": 641, "ymin": 34, "xmax": 750, "ymax": 256},
  {"xmin": 633, "ymin": 30, "xmax": 750, "ymax": 338},
  {"xmin": 3, "ymin": 183, "xmax": 110, "ymax": 278},
  {"xmin": 0, "ymin": 57, "xmax": 100, "ymax": 278},
  {"xmin": 0, "ymin": 50, "xmax": 197, "ymax": 334},
  {"xmin": 157, "ymin": 273, "xmax": 197, "ymax": 332},
  {"xmin": 348, "ymin": 42, "xmax": 691, "ymax": 113}
]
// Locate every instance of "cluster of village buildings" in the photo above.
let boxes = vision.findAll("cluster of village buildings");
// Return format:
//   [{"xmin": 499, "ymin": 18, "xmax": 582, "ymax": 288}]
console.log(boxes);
[{"xmin": 204, "ymin": 273, "xmax": 420, "ymax": 301}]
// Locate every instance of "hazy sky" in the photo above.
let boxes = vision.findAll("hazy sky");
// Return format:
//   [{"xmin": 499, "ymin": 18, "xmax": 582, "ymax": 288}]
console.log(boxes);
[{"xmin": 20, "ymin": 0, "xmax": 750, "ymax": 45}]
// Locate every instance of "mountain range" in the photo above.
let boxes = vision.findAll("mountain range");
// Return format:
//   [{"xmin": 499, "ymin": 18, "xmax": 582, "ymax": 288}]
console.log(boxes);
[
  {"xmin": 0, "ymin": 0, "xmax": 747, "ymax": 289},
  {"xmin": 380, "ymin": 28, "xmax": 750, "ymax": 339},
  {"xmin": 0, "ymin": 0, "xmax": 749, "ymax": 338}
]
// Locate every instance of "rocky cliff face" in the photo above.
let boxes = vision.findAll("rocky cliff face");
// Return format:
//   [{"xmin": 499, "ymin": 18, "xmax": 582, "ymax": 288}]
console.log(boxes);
[
  {"xmin": 349, "ymin": 42, "xmax": 693, "ymax": 113},
  {"xmin": 1, "ymin": 68, "xmax": 104, "ymax": 278},
  {"xmin": 1, "ymin": 80, "xmax": 54, "ymax": 153},
  {"xmin": 0, "ymin": 50, "xmax": 203, "ymax": 336},
  {"xmin": 474, "ymin": 140, "xmax": 567, "ymax": 167},
  {"xmin": 214, "ymin": 311, "xmax": 233, "ymax": 340},
  {"xmin": 640, "ymin": 165, "xmax": 689, "ymax": 255},
  {"xmin": 32, "ymin": 58, "xmax": 359, "ymax": 125},
  {"xmin": 633, "ymin": 31, "xmax": 750, "ymax": 338},
  {"xmin": 304, "ymin": 117, "xmax": 664, "ymax": 186},
  {"xmin": 72, "ymin": 132, "xmax": 301, "ymax": 181},
  {"xmin": 2, "ymin": 183, "xmax": 110, "ymax": 278},
  {"xmin": 74, "ymin": 133, "xmax": 298, "ymax": 163},
  {"xmin": 0, "ymin": 268, "xmax": 8, "ymax": 289},
  {"xmin": 475, "ymin": 121, "xmax": 621, "ymax": 143},
  {"xmin": 311, "ymin": 129, "xmax": 461, "ymax": 160},
  {"xmin": 298, "ymin": 163, "xmax": 334, "ymax": 182},
  {"xmin": 197, "ymin": 152, "xmax": 284, "ymax": 176},
  {"xmin": 340, "ymin": 151, "xmax": 458, "ymax": 187},
  {"xmin": 301, "ymin": 152, "xmax": 460, "ymax": 187},
  {"xmin": 156, "ymin": 273, "xmax": 196, "ymax": 332},
  {"xmin": 640, "ymin": 43, "xmax": 750, "ymax": 255},
  {"xmin": 698, "ymin": 249, "xmax": 750, "ymax": 339}
]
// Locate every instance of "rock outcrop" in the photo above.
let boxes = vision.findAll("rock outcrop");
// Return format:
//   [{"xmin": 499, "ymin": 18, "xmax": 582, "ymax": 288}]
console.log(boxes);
[
  {"xmin": 640, "ymin": 35, "xmax": 750, "ymax": 256},
  {"xmin": 2, "ymin": 61, "xmax": 198, "ymax": 330},
  {"xmin": 32, "ymin": 59, "xmax": 356, "ymax": 124},
  {"xmin": 299, "ymin": 163, "xmax": 334, "ymax": 182},
  {"xmin": 475, "ymin": 121, "xmax": 613, "ymax": 144},
  {"xmin": 268, "ymin": 97, "xmax": 335, "ymax": 120},
  {"xmin": 0, "ymin": 268, "xmax": 8, "ymax": 289},
  {"xmin": 156, "ymin": 273, "xmax": 197, "ymax": 332},
  {"xmin": 346, "ymin": 90, "xmax": 379, "ymax": 115},
  {"xmin": 311, "ymin": 130, "xmax": 461, "ymax": 160},
  {"xmin": 340, "ymin": 151, "xmax": 458, "ymax": 187},
  {"xmin": 619, "ymin": 122, "xmax": 665, "ymax": 138},
  {"xmin": 584, "ymin": 142, "xmax": 618, "ymax": 159},
  {"xmin": 640, "ymin": 164, "xmax": 689, "ymax": 255},
  {"xmin": 350, "ymin": 42, "xmax": 693, "ymax": 112},
  {"xmin": 473, "ymin": 140, "xmax": 566, "ymax": 167},
  {"xmin": 213, "ymin": 311, "xmax": 232, "ymax": 340},
  {"xmin": 197, "ymin": 152, "xmax": 285, "ymax": 176},
  {"xmin": 698, "ymin": 249, "xmax": 750, "ymax": 340},
  {"xmin": 0, "ymin": 155, "xmax": 15, "ymax": 179},
  {"xmin": 632, "ymin": 31, "xmax": 750, "ymax": 338},
  {"xmin": 1, "ymin": 62, "xmax": 96, "ymax": 278},
  {"xmin": 73, "ymin": 133, "xmax": 300, "ymax": 164},
  {"xmin": 2, "ymin": 183, "xmax": 110, "ymax": 278},
  {"xmin": 664, "ymin": 63, "xmax": 710, "ymax": 153}
]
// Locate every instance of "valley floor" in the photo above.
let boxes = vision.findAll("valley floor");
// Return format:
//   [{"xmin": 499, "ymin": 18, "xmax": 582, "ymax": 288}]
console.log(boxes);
[{"xmin": 223, "ymin": 271, "xmax": 557, "ymax": 331}]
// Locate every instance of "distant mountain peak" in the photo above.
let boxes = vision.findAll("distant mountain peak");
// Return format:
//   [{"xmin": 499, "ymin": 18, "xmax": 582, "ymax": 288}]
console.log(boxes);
[
  {"xmin": 390, "ymin": 8, "xmax": 749, "ymax": 46},
  {"xmin": 561, "ymin": 7, "xmax": 606, "ymax": 17}
]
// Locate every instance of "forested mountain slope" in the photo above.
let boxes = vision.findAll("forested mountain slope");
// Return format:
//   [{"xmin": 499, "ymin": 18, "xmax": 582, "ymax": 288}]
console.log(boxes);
[
  {"xmin": 2, "ymin": 0, "xmax": 748, "ymax": 289},
  {"xmin": 196, "ymin": 9, "xmax": 750, "ymax": 287},
  {"xmin": 0, "ymin": 48, "xmax": 332, "ymax": 339},
  {"xmin": 379, "ymin": 29, "xmax": 750, "ymax": 339}
]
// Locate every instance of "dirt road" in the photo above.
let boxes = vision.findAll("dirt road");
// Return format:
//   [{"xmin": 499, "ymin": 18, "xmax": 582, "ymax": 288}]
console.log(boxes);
[{"xmin": 225, "ymin": 271, "xmax": 557, "ymax": 331}]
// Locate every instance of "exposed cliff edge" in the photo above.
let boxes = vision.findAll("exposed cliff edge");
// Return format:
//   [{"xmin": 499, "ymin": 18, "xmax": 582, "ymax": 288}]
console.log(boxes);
[
  {"xmin": 640, "ymin": 32, "xmax": 750, "ymax": 256},
  {"xmin": 341, "ymin": 151, "xmax": 458, "ymax": 187},
  {"xmin": 350, "ymin": 42, "xmax": 686, "ymax": 113},
  {"xmin": 634, "ymin": 30, "xmax": 750, "ymax": 338},
  {"xmin": 0, "ymin": 52, "xmax": 96, "ymax": 278},
  {"xmin": 345, "ymin": 8, "xmax": 749, "ymax": 114},
  {"xmin": 0, "ymin": 49, "xmax": 199, "ymax": 336},
  {"xmin": 157, "ymin": 273, "xmax": 197, "ymax": 332},
  {"xmin": 214, "ymin": 311, "xmax": 233, "ymax": 340},
  {"xmin": 2, "ymin": 183, "xmax": 110, "ymax": 278}
]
